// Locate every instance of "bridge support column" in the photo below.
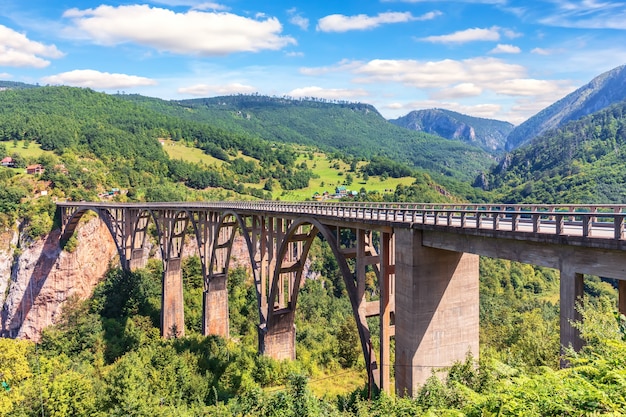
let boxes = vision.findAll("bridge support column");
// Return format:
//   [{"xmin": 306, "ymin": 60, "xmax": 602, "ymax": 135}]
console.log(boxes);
[
  {"xmin": 203, "ymin": 273, "xmax": 229, "ymax": 337},
  {"xmin": 162, "ymin": 258, "xmax": 185, "ymax": 338},
  {"xmin": 619, "ymin": 280, "xmax": 626, "ymax": 316},
  {"xmin": 559, "ymin": 267, "xmax": 584, "ymax": 358},
  {"xmin": 128, "ymin": 247, "xmax": 149, "ymax": 271},
  {"xmin": 260, "ymin": 312, "xmax": 295, "ymax": 361},
  {"xmin": 394, "ymin": 229, "xmax": 479, "ymax": 397}
]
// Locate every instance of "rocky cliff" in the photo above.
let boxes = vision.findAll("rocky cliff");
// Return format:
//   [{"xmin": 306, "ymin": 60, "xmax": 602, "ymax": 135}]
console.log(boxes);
[
  {"xmin": 389, "ymin": 108, "xmax": 513, "ymax": 153},
  {"xmin": 1, "ymin": 218, "xmax": 118, "ymax": 340},
  {"xmin": 0, "ymin": 216, "xmax": 259, "ymax": 341}
]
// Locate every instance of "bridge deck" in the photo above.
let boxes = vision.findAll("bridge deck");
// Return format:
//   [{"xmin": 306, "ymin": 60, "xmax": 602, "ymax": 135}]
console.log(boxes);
[{"xmin": 57, "ymin": 201, "xmax": 626, "ymax": 251}]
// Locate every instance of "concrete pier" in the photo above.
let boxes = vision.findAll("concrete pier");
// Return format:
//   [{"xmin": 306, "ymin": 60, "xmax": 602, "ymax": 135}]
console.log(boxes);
[
  {"xmin": 261, "ymin": 312, "xmax": 296, "ymax": 360},
  {"xmin": 394, "ymin": 229, "xmax": 479, "ymax": 396},
  {"xmin": 162, "ymin": 258, "xmax": 184, "ymax": 338},
  {"xmin": 203, "ymin": 273, "xmax": 229, "ymax": 337}
]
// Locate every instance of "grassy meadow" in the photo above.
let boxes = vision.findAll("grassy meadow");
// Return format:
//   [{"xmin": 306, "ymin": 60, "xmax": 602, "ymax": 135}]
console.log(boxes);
[{"xmin": 162, "ymin": 141, "xmax": 415, "ymax": 201}]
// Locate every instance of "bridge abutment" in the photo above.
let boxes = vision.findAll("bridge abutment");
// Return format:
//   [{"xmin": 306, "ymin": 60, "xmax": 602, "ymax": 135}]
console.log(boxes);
[
  {"xmin": 203, "ymin": 273, "xmax": 229, "ymax": 337},
  {"xmin": 394, "ymin": 229, "xmax": 479, "ymax": 397}
]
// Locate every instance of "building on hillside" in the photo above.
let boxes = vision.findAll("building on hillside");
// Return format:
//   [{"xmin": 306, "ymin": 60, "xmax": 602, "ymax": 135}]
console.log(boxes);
[
  {"xmin": 26, "ymin": 164, "xmax": 44, "ymax": 175},
  {"xmin": 335, "ymin": 186, "xmax": 348, "ymax": 197},
  {"xmin": 1, "ymin": 156, "xmax": 15, "ymax": 167}
]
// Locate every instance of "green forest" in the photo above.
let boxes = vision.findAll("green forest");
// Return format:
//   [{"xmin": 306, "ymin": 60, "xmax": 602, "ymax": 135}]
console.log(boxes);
[{"xmin": 1, "ymin": 85, "xmax": 626, "ymax": 415}]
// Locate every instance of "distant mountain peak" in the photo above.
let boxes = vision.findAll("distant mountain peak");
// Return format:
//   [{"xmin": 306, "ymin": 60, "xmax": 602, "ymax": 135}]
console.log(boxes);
[
  {"xmin": 389, "ymin": 108, "xmax": 513, "ymax": 153},
  {"xmin": 505, "ymin": 64, "xmax": 626, "ymax": 150}
]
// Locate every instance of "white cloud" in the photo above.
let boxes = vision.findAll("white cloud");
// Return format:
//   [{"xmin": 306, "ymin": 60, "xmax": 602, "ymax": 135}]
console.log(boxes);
[
  {"xmin": 62, "ymin": 5, "xmax": 296, "ymax": 56},
  {"xmin": 531, "ymin": 47, "xmax": 552, "ymax": 55},
  {"xmin": 178, "ymin": 82, "xmax": 256, "ymax": 96},
  {"xmin": 302, "ymin": 57, "xmax": 577, "ymax": 122},
  {"xmin": 489, "ymin": 44, "xmax": 521, "ymax": 54},
  {"xmin": 149, "ymin": 1, "xmax": 229, "ymax": 10},
  {"xmin": 300, "ymin": 59, "xmax": 363, "ymax": 76},
  {"xmin": 431, "ymin": 83, "xmax": 483, "ymax": 99},
  {"xmin": 192, "ymin": 2, "xmax": 230, "ymax": 11},
  {"xmin": 288, "ymin": 8, "xmax": 309, "ymax": 30},
  {"xmin": 0, "ymin": 25, "xmax": 64, "ymax": 68},
  {"xmin": 286, "ymin": 86, "xmax": 369, "ymax": 101},
  {"xmin": 41, "ymin": 69, "xmax": 157, "ymax": 89},
  {"xmin": 538, "ymin": 0, "xmax": 626, "ymax": 30},
  {"xmin": 0, "ymin": 72, "xmax": 12, "ymax": 79},
  {"xmin": 494, "ymin": 78, "xmax": 572, "ymax": 96},
  {"xmin": 420, "ymin": 26, "xmax": 501, "ymax": 43},
  {"xmin": 317, "ymin": 11, "xmax": 440, "ymax": 33},
  {"xmin": 351, "ymin": 57, "xmax": 527, "ymax": 89}
]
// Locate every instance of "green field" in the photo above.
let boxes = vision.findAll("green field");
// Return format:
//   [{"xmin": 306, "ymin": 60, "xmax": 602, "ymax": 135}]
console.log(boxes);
[
  {"xmin": 163, "ymin": 141, "xmax": 415, "ymax": 201},
  {"xmin": 2, "ymin": 140, "xmax": 48, "ymax": 159},
  {"xmin": 161, "ymin": 139, "xmax": 228, "ymax": 166}
]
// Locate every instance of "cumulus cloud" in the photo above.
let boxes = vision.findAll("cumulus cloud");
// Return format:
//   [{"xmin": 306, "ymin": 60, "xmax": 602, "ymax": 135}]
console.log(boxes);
[
  {"xmin": 420, "ymin": 26, "xmax": 501, "ymax": 43},
  {"xmin": 310, "ymin": 56, "xmax": 576, "ymax": 122},
  {"xmin": 317, "ymin": 11, "xmax": 440, "ymax": 32},
  {"xmin": 0, "ymin": 72, "xmax": 12, "ymax": 79},
  {"xmin": 351, "ymin": 57, "xmax": 527, "ymax": 89},
  {"xmin": 62, "ymin": 4, "xmax": 296, "ymax": 55},
  {"xmin": 41, "ymin": 69, "xmax": 157, "ymax": 89},
  {"xmin": 430, "ymin": 83, "xmax": 483, "ymax": 99},
  {"xmin": 489, "ymin": 44, "xmax": 521, "ymax": 54},
  {"xmin": 0, "ymin": 25, "xmax": 64, "ymax": 68},
  {"xmin": 286, "ymin": 86, "xmax": 369, "ymax": 100},
  {"xmin": 494, "ymin": 78, "xmax": 570, "ymax": 96},
  {"xmin": 178, "ymin": 82, "xmax": 256, "ymax": 96}
]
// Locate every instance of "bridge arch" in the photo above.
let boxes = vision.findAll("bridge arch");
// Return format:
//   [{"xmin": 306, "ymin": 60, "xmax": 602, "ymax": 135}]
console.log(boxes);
[
  {"xmin": 200, "ymin": 210, "xmax": 263, "ymax": 337},
  {"xmin": 264, "ymin": 217, "xmax": 380, "ymax": 385}
]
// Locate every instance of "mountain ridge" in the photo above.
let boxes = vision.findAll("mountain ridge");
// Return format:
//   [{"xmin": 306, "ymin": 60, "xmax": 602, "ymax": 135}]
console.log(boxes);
[
  {"xmin": 505, "ymin": 64, "xmax": 626, "ymax": 150},
  {"xmin": 389, "ymin": 108, "xmax": 513, "ymax": 153}
]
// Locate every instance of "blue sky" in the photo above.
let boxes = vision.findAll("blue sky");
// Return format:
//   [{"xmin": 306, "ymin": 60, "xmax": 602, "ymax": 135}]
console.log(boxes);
[{"xmin": 1, "ymin": 0, "xmax": 626, "ymax": 124}]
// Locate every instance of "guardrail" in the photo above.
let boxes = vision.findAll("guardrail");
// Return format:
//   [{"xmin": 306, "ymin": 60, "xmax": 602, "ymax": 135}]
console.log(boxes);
[{"xmin": 57, "ymin": 201, "xmax": 626, "ymax": 241}]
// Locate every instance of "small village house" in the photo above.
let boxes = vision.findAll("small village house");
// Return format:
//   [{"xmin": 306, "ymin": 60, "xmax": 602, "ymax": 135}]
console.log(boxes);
[
  {"xmin": 1, "ymin": 156, "xmax": 15, "ymax": 167},
  {"xmin": 26, "ymin": 164, "xmax": 44, "ymax": 175}
]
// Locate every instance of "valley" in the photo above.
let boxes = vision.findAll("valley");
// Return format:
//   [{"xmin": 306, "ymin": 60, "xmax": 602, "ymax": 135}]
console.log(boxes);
[{"xmin": 1, "ymin": 64, "xmax": 626, "ymax": 415}]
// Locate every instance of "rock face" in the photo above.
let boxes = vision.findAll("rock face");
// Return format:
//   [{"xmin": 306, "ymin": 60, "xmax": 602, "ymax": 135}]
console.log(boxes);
[
  {"xmin": 389, "ymin": 108, "xmax": 513, "ymax": 153},
  {"xmin": 0, "ymin": 228, "xmax": 19, "ymax": 310},
  {"xmin": 1, "ymin": 218, "xmax": 118, "ymax": 340}
]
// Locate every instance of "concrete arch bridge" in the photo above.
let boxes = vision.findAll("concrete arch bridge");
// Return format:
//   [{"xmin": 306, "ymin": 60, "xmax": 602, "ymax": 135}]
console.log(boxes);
[{"xmin": 57, "ymin": 201, "xmax": 626, "ymax": 396}]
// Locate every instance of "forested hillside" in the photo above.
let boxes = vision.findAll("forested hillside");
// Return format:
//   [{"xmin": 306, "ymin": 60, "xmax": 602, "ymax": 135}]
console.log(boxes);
[
  {"xmin": 479, "ymin": 100, "xmax": 626, "ymax": 203},
  {"xmin": 0, "ymin": 86, "xmax": 326, "ymax": 202},
  {"xmin": 119, "ymin": 94, "xmax": 495, "ymax": 182}
]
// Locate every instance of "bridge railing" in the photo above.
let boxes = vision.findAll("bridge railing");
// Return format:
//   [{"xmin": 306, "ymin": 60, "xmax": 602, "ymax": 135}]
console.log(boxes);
[
  {"xmin": 57, "ymin": 201, "xmax": 626, "ymax": 241},
  {"xmin": 203, "ymin": 201, "xmax": 626, "ymax": 240}
]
